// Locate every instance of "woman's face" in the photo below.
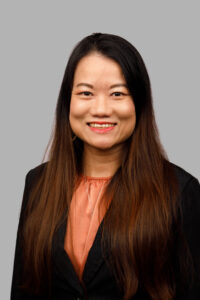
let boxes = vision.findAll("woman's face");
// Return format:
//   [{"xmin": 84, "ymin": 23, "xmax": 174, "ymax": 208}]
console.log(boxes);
[{"xmin": 69, "ymin": 52, "xmax": 136, "ymax": 151}]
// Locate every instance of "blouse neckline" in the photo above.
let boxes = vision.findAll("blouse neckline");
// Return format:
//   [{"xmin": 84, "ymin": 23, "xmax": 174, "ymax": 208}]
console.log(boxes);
[{"xmin": 80, "ymin": 174, "xmax": 112, "ymax": 181}]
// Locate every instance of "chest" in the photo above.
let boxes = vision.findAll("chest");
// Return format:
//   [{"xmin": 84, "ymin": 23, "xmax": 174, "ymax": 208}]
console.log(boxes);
[{"xmin": 51, "ymin": 219, "xmax": 125, "ymax": 299}]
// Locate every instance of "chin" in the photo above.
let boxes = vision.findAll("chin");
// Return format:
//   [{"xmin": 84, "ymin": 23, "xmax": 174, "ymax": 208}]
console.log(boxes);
[{"xmin": 90, "ymin": 142, "xmax": 116, "ymax": 151}]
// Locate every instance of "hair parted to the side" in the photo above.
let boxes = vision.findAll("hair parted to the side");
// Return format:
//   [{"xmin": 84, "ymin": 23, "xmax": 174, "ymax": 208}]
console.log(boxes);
[{"xmin": 19, "ymin": 32, "xmax": 193, "ymax": 300}]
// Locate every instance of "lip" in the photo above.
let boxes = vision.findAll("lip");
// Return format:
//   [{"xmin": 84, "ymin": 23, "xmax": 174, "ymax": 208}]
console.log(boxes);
[
  {"xmin": 88, "ymin": 125, "xmax": 116, "ymax": 133},
  {"xmin": 87, "ymin": 121, "xmax": 117, "ymax": 125},
  {"xmin": 87, "ymin": 122, "xmax": 117, "ymax": 134}
]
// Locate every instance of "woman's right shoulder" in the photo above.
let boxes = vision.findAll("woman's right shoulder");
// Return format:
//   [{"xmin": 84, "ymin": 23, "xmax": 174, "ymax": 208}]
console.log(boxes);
[{"xmin": 26, "ymin": 161, "xmax": 49, "ymax": 183}]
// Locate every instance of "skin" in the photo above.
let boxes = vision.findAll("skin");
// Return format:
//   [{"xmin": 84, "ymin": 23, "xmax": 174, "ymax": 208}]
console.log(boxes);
[{"xmin": 69, "ymin": 52, "xmax": 136, "ymax": 177}]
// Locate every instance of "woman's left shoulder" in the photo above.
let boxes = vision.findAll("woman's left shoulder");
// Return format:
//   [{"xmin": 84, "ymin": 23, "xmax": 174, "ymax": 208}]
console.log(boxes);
[
  {"xmin": 169, "ymin": 161, "xmax": 200, "ymax": 194},
  {"xmin": 169, "ymin": 162, "xmax": 200, "ymax": 234}
]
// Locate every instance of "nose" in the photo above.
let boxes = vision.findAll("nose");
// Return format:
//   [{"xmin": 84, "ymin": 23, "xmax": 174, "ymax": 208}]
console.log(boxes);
[{"xmin": 90, "ymin": 95, "xmax": 112, "ymax": 117}]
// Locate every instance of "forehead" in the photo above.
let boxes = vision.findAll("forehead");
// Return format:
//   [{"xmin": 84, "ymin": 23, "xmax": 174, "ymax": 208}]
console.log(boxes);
[{"xmin": 73, "ymin": 53, "xmax": 126, "ymax": 87}]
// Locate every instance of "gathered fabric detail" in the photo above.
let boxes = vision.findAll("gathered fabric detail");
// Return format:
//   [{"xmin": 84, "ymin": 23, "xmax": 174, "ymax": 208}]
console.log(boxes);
[{"xmin": 64, "ymin": 175, "xmax": 111, "ymax": 280}]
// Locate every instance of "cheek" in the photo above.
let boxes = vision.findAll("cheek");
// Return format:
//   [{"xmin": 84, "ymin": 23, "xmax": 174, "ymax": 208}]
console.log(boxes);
[
  {"xmin": 69, "ymin": 98, "xmax": 87, "ymax": 120},
  {"xmin": 119, "ymin": 100, "xmax": 136, "ymax": 120},
  {"xmin": 119, "ymin": 101, "xmax": 136, "ymax": 134}
]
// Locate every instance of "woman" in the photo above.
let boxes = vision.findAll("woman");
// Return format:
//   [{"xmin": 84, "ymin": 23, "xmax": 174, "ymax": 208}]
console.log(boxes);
[{"xmin": 11, "ymin": 33, "xmax": 200, "ymax": 300}]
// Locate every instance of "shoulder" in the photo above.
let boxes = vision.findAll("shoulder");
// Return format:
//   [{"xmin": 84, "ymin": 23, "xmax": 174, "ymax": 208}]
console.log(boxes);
[
  {"xmin": 166, "ymin": 162, "xmax": 200, "ymax": 228},
  {"xmin": 169, "ymin": 162, "xmax": 200, "ymax": 217},
  {"xmin": 168, "ymin": 161, "xmax": 200, "ymax": 194},
  {"xmin": 169, "ymin": 163, "xmax": 200, "ymax": 294},
  {"xmin": 20, "ymin": 162, "xmax": 49, "ymax": 217},
  {"xmin": 26, "ymin": 161, "xmax": 49, "ymax": 186},
  {"xmin": 28, "ymin": 161, "xmax": 48, "ymax": 176},
  {"xmin": 170, "ymin": 162, "xmax": 200, "ymax": 250}
]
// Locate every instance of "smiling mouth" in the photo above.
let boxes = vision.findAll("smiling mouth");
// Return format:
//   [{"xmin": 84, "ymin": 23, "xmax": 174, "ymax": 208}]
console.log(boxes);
[{"xmin": 87, "ymin": 122, "xmax": 117, "ymax": 128}]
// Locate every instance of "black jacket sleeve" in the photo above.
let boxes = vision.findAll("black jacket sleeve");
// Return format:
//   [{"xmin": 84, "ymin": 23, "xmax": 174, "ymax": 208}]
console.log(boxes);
[
  {"xmin": 10, "ymin": 170, "xmax": 44, "ymax": 300},
  {"xmin": 10, "ymin": 170, "xmax": 29, "ymax": 299},
  {"xmin": 177, "ymin": 176, "xmax": 200, "ymax": 299}
]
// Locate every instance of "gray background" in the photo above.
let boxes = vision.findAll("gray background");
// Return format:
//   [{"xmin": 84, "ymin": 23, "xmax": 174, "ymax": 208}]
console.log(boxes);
[{"xmin": 1, "ymin": 0, "xmax": 199, "ymax": 298}]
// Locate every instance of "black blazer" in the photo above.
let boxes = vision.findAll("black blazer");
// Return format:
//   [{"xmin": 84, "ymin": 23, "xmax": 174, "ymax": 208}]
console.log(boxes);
[{"xmin": 10, "ymin": 162, "xmax": 200, "ymax": 299}]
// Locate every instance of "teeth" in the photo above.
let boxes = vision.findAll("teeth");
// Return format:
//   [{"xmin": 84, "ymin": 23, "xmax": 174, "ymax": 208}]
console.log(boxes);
[{"xmin": 89, "ymin": 123, "xmax": 115, "ymax": 128}]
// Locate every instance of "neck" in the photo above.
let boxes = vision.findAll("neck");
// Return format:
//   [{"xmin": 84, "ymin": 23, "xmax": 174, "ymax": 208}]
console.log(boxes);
[{"xmin": 82, "ymin": 144, "xmax": 123, "ymax": 178}]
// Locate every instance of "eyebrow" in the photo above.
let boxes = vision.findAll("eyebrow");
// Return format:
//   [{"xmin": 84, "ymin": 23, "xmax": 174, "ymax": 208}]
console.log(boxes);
[{"xmin": 75, "ymin": 83, "xmax": 128, "ymax": 89}]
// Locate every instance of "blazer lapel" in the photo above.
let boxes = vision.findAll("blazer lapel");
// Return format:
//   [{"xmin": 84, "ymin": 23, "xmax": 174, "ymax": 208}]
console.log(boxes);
[
  {"xmin": 82, "ymin": 219, "xmax": 109, "ymax": 285},
  {"xmin": 52, "ymin": 217, "xmax": 108, "ymax": 289},
  {"xmin": 52, "ymin": 218, "xmax": 83, "ymax": 293}
]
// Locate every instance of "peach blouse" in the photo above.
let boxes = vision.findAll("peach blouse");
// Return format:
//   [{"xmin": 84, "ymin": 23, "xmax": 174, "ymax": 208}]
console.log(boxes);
[{"xmin": 64, "ymin": 174, "xmax": 112, "ymax": 280}]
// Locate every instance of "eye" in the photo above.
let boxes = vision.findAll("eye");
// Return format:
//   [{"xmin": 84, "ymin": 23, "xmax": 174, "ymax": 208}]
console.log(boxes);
[
  {"xmin": 79, "ymin": 91, "xmax": 92, "ymax": 96},
  {"xmin": 112, "ymin": 92, "xmax": 125, "ymax": 97}
]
